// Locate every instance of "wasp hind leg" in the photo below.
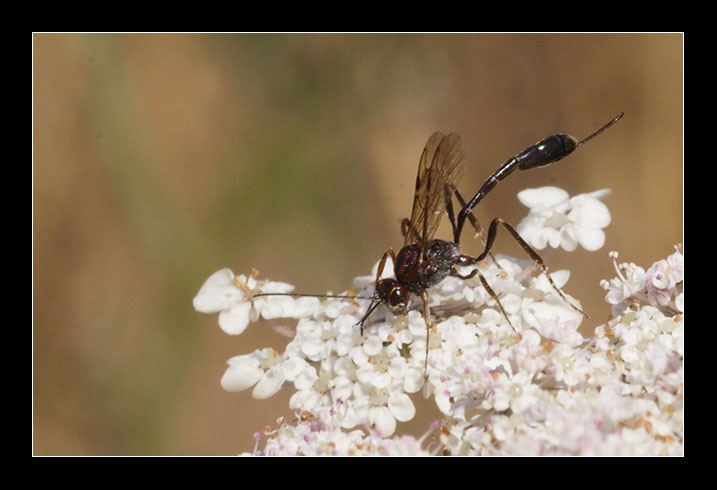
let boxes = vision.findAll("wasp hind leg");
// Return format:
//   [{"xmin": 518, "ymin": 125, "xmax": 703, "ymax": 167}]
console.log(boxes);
[
  {"xmin": 449, "ymin": 265, "xmax": 515, "ymax": 330},
  {"xmin": 477, "ymin": 217, "xmax": 589, "ymax": 318}
]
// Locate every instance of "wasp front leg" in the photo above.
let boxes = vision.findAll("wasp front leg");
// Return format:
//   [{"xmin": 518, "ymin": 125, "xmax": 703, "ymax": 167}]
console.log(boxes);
[{"xmin": 420, "ymin": 290, "xmax": 433, "ymax": 378}]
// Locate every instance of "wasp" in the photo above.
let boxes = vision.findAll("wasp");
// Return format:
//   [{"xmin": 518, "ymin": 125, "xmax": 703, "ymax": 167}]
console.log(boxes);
[{"xmin": 257, "ymin": 113, "xmax": 623, "ymax": 375}]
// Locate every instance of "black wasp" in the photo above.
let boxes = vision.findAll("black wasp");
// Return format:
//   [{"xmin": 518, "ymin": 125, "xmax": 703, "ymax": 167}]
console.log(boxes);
[{"xmin": 256, "ymin": 113, "xmax": 623, "ymax": 374}]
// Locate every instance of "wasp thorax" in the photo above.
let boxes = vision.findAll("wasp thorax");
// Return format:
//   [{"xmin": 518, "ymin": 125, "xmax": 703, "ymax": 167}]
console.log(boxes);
[{"xmin": 394, "ymin": 240, "xmax": 461, "ymax": 294}]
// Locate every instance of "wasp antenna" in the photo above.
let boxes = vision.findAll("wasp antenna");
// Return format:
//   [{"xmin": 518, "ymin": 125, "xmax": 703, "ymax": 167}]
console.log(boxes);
[
  {"xmin": 578, "ymin": 112, "xmax": 624, "ymax": 146},
  {"xmin": 252, "ymin": 292, "xmax": 373, "ymax": 301}
]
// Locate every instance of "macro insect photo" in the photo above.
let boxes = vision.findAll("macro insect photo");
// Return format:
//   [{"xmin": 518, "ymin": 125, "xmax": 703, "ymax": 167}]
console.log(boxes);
[
  {"xmin": 194, "ymin": 112, "xmax": 682, "ymax": 455},
  {"xmin": 34, "ymin": 33, "xmax": 682, "ymax": 456}
]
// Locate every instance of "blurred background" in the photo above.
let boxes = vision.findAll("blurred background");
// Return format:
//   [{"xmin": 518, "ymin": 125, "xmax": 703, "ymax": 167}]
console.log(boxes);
[{"xmin": 33, "ymin": 33, "xmax": 682, "ymax": 455}]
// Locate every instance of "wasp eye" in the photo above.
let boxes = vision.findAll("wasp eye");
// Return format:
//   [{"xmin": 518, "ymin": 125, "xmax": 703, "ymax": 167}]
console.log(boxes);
[{"xmin": 388, "ymin": 287, "xmax": 408, "ymax": 312}]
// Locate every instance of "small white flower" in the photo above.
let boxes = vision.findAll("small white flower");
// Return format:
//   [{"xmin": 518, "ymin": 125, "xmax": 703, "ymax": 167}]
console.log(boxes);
[
  {"xmin": 550, "ymin": 344, "xmax": 590, "ymax": 386},
  {"xmin": 220, "ymin": 353, "xmax": 264, "ymax": 392},
  {"xmin": 491, "ymin": 370, "xmax": 539, "ymax": 413},
  {"xmin": 193, "ymin": 269, "xmax": 245, "ymax": 313},
  {"xmin": 521, "ymin": 275, "xmax": 584, "ymax": 346},
  {"xmin": 221, "ymin": 348, "xmax": 286, "ymax": 399},
  {"xmin": 193, "ymin": 269, "xmax": 309, "ymax": 335},
  {"xmin": 517, "ymin": 187, "xmax": 611, "ymax": 252},
  {"xmin": 367, "ymin": 390, "xmax": 416, "ymax": 437},
  {"xmin": 604, "ymin": 260, "xmax": 647, "ymax": 309},
  {"xmin": 647, "ymin": 259, "xmax": 672, "ymax": 289},
  {"xmin": 193, "ymin": 269, "xmax": 253, "ymax": 335}
]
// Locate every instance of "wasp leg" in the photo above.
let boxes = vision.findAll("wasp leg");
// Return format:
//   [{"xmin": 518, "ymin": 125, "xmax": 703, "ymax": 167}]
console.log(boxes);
[
  {"xmin": 448, "ymin": 185, "xmax": 504, "ymax": 274},
  {"xmin": 449, "ymin": 266, "xmax": 514, "ymax": 329},
  {"xmin": 420, "ymin": 290, "xmax": 432, "ymax": 378},
  {"xmin": 477, "ymin": 217, "xmax": 589, "ymax": 317}
]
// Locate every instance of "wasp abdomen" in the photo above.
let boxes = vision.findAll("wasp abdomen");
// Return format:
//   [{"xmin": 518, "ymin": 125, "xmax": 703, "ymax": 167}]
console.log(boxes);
[{"xmin": 516, "ymin": 133, "xmax": 580, "ymax": 170}]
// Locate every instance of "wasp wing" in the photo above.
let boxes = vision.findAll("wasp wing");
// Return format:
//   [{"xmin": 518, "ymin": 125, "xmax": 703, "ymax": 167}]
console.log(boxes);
[{"xmin": 404, "ymin": 132, "xmax": 466, "ymax": 254}]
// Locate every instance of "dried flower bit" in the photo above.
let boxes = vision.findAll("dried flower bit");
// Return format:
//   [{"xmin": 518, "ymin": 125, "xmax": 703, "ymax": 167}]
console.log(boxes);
[
  {"xmin": 233, "ymin": 276, "xmax": 252, "ymax": 294},
  {"xmin": 299, "ymin": 411, "xmax": 316, "ymax": 423}
]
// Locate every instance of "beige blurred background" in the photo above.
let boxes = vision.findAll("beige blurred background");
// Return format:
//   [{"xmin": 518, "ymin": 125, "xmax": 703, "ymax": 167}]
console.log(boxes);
[{"xmin": 33, "ymin": 33, "xmax": 682, "ymax": 455}]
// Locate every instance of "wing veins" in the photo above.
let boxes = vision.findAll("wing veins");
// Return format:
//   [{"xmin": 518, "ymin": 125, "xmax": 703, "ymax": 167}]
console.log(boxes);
[{"xmin": 404, "ymin": 132, "xmax": 466, "ymax": 259}]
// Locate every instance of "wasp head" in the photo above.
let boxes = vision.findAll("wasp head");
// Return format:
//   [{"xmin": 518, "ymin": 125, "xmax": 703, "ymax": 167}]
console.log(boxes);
[{"xmin": 375, "ymin": 278, "xmax": 410, "ymax": 315}]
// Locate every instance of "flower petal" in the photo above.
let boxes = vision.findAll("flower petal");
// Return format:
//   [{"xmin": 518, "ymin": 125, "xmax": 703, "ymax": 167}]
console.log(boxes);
[
  {"xmin": 518, "ymin": 187, "xmax": 570, "ymax": 210},
  {"xmin": 256, "ymin": 296, "xmax": 298, "ymax": 319},
  {"xmin": 370, "ymin": 406, "xmax": 397, "ymax": 437},
  {"xmin": 403, "ymin": 369, "xmax": 424, "ymax": 393},
  {"xmin": 289, "ymin": 389, "xmax": 321, "ymax": 411},
  {"xmin": 568, "ymin": 199, "xmax": 611, "ymax": 229},
  {"xmin": 388, "ymin": 393, "xmax": 416, "ymax": 422},
  {"xmin": 559, "ymin": 226, "xmax": 579, "ymax": 251},
  {"xmin": 583, "ymin": 188, "xmax": 611, "ymax": 200},
  {"xmin": 220, "ymin": 356, "xmax": 263, "ymax": 392},
  {"xmin": 363, "ymin": 336, "xmax": 383, "ymax": 356},
  {"xmin": 576, "ymin": 227, "xmax": 606, "ymax": 252},
  {"xmin": 252, "ymin": 369, "xmax": 285, "ymax": 399},
  {"xmin": 218, "ymin": 302, "xmax": 252, "ymax": 335},
  {"xmin": 193, "ymin": 269, "xmax": 243, "ymax": 313}
]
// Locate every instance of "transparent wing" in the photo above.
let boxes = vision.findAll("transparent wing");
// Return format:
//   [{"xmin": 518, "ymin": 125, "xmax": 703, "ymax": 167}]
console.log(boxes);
[
  {"xmin": 404, "ymin": 132, "xmax": 466, "ymax": 254},
  {"xmin": 404, "ymin": 131, "xmax": 444, "ymax": 246}
]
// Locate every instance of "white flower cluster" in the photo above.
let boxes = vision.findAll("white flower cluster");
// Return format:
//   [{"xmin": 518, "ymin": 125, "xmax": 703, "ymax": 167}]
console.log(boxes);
[
  {"xmin": 193, "ymin": 188, "xmax": 683, "ymax": 455},
  {"xmin": 437, "ymin": 262, "xmax": 684, "ymax": 455},
  {"xmin": 516, "ymin": 186, "xmax": 611, "ymax": 252},
  {"xmin": 246, "ymin": 407, "xmax": 433, "ymax": 456},
  {"xmin": 601, "ymin": 246, "xmax": 684, "ymax": 317}
]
